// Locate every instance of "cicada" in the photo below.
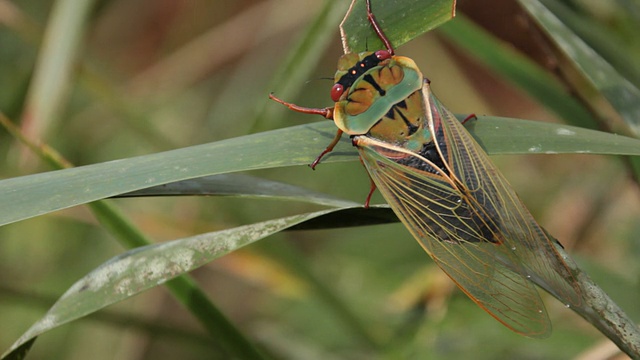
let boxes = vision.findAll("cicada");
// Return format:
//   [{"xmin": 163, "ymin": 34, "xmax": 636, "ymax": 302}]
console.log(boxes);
[{"xmin": 270, "ymin": 0, "xmax": 580, "ymax": 337}]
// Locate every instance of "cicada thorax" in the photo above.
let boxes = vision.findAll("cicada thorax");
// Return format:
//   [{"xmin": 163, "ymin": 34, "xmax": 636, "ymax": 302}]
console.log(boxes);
[
  {"xmin": 331, "ymin": 53, "xmax": 425, "ymax": 138},
  {"xmin": 332, "ymin": 52, "xmax": 452, "ymax": 173}
]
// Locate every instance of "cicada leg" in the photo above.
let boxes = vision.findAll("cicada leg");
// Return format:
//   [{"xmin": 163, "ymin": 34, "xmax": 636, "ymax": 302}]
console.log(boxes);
[
  {"xmin": 461, "ymin": 113, "xmax": 477, "ymax": 125},
  {"xmin": 363, "ymin": 166, "xmax": 377, "ymax": 209},
  {"xmin": 309, "ymin": 129, "xmax": 343, "ymax": 170},
  {"xmin": 269, "ymin": 93, "xmax": 341, "ymax": 169},
  {"xmin": 269, "ymin": 93, "xmax": 333, "ymax": 119},
  {"xmin": 365, "ymin": 0, "xmax": 395, "ymax": 54}
]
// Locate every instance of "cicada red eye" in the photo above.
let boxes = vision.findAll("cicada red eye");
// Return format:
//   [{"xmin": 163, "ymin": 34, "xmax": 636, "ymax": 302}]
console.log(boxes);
[
  {"xmin": 331, "ymin": 83, "xmax": 345, "ymax": 102},
  {"xmin": 375, "ymin": 50, "xmax": 392, "ymax": 61}
]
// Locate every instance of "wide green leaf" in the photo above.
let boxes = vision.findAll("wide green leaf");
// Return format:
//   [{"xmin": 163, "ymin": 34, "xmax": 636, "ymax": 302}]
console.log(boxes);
[
  {"xmin": 2, "ymin": 118, "xmax": 640, "ymax": 228},
  {"xmin": 465, "ymin": 117, "xmax": 640, "ymax": 155},
  {"xmin": 1, "ymin": 208, "xmax": 351, "ymax": 359},
  {"xmin": 340, "ymin": 0, "xmax": 456, "ymax": 53}
]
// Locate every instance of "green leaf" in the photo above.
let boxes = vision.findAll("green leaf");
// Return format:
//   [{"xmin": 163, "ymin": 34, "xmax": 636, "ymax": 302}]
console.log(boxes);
[
  {"xmin": 2, "ymin": 118, "xmax": 640, "ymax": 228},
  {"xmin": 254, "ymin": 0, "xmax": 348, "ymax": 131},
  {"xmin": 1, "ymin": 208, "xmax": 347, "ymax": 359},
  {"xmin": 340, "ymin": 0, "xmax": 456, "ymax": 53},
  {"xmin": 439, "ymin": 16, "xmax": 599, "ymax": 130},
  {"xmin": 518, "ymin": 0, "xmax": 640, "ymax": 136},
  {"xmin": 536, "ymin": 0, "xmax": 640, "ymax": 89},
  {"xmin": 23, "ymin": 0, "xmax": 98, "ymax": 138},
  {"xmin": 118, "ymin": 173, "xmax": 359, "ymax": 207},
  {"xmin": 466, "ymin": 117, "xmax": 640, "ymax": 155}
]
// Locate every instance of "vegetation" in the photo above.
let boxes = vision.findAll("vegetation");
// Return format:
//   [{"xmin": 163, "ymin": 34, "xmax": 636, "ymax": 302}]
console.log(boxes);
[{"xmin": 1, "ymin": 0, "xmax": 639, "ymax": 358}]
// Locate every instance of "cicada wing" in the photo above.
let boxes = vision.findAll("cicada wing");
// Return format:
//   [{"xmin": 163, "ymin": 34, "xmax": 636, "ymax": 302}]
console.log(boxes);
[
  {"xmin": 353, "ymin": 83, "xmax": 581, "ymax": 338},
  {"xmin": 356, "ymin": 138, "xmax": 552, "ymax": 337},
  {"xmin": 424, "ymin": 85, "xmax": 581, "ymax": 309}
]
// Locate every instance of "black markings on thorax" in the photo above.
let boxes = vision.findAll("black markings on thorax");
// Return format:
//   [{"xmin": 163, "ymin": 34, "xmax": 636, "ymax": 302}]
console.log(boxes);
[
  {"xmin": 385, "ymin": 99, "xmax": 419, "ymax": 136},
  {"xmin": 362, "ymin": 74, "xmax": 386, "ymax": 96}
]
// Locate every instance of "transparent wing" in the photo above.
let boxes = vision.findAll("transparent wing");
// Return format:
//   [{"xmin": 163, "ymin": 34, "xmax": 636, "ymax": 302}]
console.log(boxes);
[
  {"xmin": 354, "ymin": 84, "xmax": 581, "ymax": 338},
  {"xmin": 425, "ymin": 84, "xmax": 581, "ymax": 309}
]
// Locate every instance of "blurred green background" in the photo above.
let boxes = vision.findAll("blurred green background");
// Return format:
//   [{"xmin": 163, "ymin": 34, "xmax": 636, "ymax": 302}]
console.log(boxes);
[{"xmin": 1, "ymin": 0, "xmax": 639, "ymax": 359}]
